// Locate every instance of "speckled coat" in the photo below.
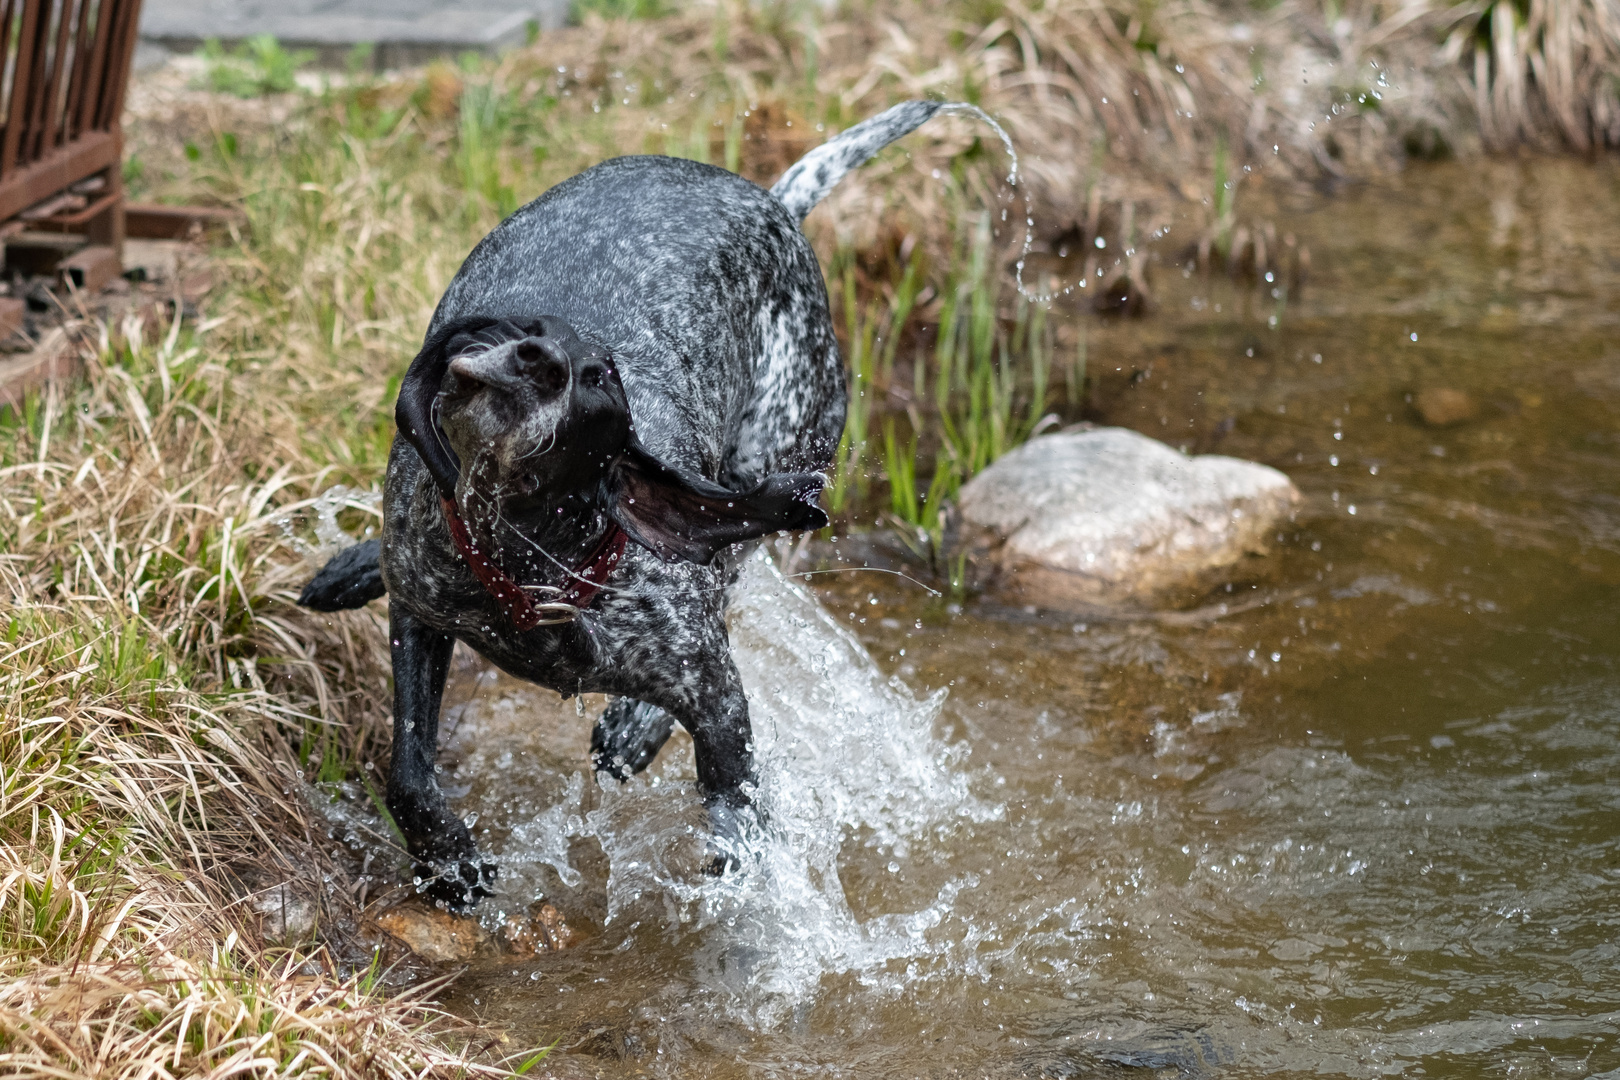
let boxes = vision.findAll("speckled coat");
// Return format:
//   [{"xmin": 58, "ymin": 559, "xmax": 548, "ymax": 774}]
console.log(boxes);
[{"xmin": 300, "ymin": 101, "xmax": 948, "ymax": 906}]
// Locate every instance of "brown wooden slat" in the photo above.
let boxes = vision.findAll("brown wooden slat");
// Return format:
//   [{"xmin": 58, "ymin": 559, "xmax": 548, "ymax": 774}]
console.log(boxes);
[
  {"xmin": 72, "ymin": 0, "xmax": 110, "ymax": 136},
  {"xmin": 57, "ymin": 241, "xmax": 118, "ymax": 290},
  {"xmin": 96, "ymin": 0, "xmax": 137, "ymax": 131},
  {"xmin": 21, "ymin": 2, "xmax": 56, "ymax": 164},
  {"xmin": 40, "ymin": 0, "xmax": 79, "ymax": 157},
  {"xmin": 0, "ymin": 0, "xmax": 20, "ymax": 161},
  {"xmin": 0, "ymin": 127, "xmax": 114, "ymax": 219},
  {"xmin": 126, "ymin": 202, "xmax": 247, "ymax": 239},
  {"xmin": 27, "ymin": 0, "xmax": 66, "ymax": 160},
  {"xmin": 93, "ymin": 0, "xmax": 125, "ymax": 130},
  {"xmin": 2, "ymin": 1, "xmax": 46, "ymax": 177},
  {"xmin": 61, "ymin": 0, "xmax": 94, "ymax": 140},
  {"xmin": 26, "ymin": 184, "xmax": 112, "ymax": 227}
]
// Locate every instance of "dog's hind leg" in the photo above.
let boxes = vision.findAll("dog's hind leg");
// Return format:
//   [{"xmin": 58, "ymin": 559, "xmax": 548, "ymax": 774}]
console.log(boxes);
[
  {"xmin": 591, "ymin": 698, "xmax": 675, "ymax": 780},
  {"xmin": 386, "ymin": 606, "xmax": 497, "ymax": 909}
]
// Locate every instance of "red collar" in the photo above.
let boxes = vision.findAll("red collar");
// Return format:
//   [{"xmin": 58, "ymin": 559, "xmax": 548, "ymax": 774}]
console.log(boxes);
[{"xmin": 440, "ymin": 497, "xmax": 626, "ymax": 631}]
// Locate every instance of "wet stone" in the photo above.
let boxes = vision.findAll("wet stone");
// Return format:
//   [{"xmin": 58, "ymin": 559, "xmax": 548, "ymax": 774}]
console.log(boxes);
[
  {"xmin": 1413, "ymin": 386, "xmax": 1480, "ymax": 427},
  {"xmin": 373, "ymin": 903, "xmax": 490, "ymax": 962},
  {"xmin": 501, "ymin": 902, "xmax": 578, "ymax": 955},
  {"xmin": 956, "ymin": 427, "xmax": 1300, "ymax": 608},
  {"xmin": 251, "ymin": 882, "xmax": 317, "ymax": 942}
]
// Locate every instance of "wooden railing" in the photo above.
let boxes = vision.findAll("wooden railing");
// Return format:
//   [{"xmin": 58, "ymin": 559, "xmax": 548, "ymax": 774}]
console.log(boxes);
[{"xmin": 0, "ymin": 0, "xmax": 141, "ymax": 257}]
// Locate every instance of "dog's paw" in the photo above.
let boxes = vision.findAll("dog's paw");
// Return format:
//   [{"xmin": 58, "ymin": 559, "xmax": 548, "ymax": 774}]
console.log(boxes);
[
  {"xmin": 591, "ymin": 698, "xmax": 675, "ymax": 781},
  {"xmin": 700, "ymin": 798, "xmax": 757, "ymax": 877},
  {"xmin": 414, "ymin": 856, "xmax": 498, "ymax": 911}
]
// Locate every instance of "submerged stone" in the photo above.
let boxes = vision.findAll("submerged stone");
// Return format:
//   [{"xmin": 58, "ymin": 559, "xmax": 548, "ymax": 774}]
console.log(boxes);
[
  {"xmin": 501, "ymin": 902, "xmax": 577, "ymax": 955},
  {"xmin": 251, "ymin": 882, "xmax": 317, "ymax": 941},
  {"xmin": 1413, "ymin": 386, "xmax": 1479, "ymax": 427},
  {"xmin": 957, "ymin": 427, "xmax": 1299, "ymax": 607}
]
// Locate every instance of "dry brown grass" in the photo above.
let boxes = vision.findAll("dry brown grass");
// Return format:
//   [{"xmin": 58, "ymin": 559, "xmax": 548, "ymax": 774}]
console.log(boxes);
[
  {"xmin": 466, "ymin": 0, "xmax": 1619, "ymax": 247},
  {"xmin": 0, "ymin": 310, "xmax": 515, "ymax": 1075},
  {"xmin": 1463, "ymin": 0, "xmax": 1620, "ymax": 150},
  {"xmin": 0, "ymin": 854, "xmax": 477, "ymax": 1079}
]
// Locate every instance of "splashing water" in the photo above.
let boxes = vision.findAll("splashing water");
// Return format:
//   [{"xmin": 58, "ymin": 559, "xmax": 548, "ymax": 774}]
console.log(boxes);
[
  {"xmin": 934, "ymin": 102, "xmax": 1087, "ymax": 306},
  {"xmin": 274, "ymin": 484, "xmax": 381, "ymax": 559},
  {"xmin": 485, "ymin": 551, "xmax": 997, "ymax": 1024}
]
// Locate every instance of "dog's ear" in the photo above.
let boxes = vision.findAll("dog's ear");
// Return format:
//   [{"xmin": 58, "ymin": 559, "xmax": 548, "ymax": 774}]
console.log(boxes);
[
  {"xmin": 610, "ymin": 439, "xmax": 828, "ymax": 564},
  {"xmin": 396, "ymin": 331, "xmax": 465, "ymax": 498}
]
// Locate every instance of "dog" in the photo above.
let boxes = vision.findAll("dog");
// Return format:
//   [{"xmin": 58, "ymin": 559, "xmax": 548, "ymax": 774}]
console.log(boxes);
[{"xmin": 297, "ymin": 100, "xmax": 950, "ymax": 908}]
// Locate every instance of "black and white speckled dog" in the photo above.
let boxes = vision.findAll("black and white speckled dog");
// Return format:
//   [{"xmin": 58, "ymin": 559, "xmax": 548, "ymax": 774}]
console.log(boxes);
[{"xmin": 298, "ymin": 100, "xmax": 949, "ymax": 909}]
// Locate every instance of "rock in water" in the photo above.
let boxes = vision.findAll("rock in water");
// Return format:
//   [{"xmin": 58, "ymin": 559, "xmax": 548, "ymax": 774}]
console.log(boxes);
[
  {"xmin": 1413, "ymin": 387, "xmax": 1479, "ymax": 427},
  {"xmin": 501, "ymin": 903, "xmax": 577, "ymax": 955},
  {"xmin": 957, "ymin": 428, "xmax": 1299, "ymax": 607},
  {"xmin": 374, "ymin": 904, "xmax": 490, "ymax": 962}
]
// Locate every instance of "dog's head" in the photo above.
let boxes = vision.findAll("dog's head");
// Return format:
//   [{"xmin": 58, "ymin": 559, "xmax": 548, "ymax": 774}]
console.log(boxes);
[{"xmin": 396, "ymin": 316, "xmax": 827, "ymax": 564}]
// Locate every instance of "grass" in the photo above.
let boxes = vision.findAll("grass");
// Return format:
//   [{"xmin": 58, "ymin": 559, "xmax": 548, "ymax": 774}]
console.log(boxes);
[
  {"xmin": 823, "ymin": 208, "xmax": 1059, "ymax": 563},
  {"xmin": 4, "ymin": 0, "xmax": 1617, "ymax": 1069},
  {"xmin": 201, "ymin": 35, "xmax": 316, "ymax": 97},
  {"xmin": 0, "ymin": 314, "xmax": 486, "ymax": 1072}
]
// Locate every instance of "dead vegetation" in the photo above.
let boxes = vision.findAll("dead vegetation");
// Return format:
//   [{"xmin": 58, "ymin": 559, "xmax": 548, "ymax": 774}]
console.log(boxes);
[
  {"xmin": 487, "ymin": 0, "xmax": 1620, "ymax": 257},
  {"xmin": 0, "ymin": 312, "xmax": 524, "ymax": 1075}
]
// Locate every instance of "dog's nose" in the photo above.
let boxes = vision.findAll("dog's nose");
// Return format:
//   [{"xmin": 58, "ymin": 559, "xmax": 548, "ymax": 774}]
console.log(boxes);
[
  {"xmin": 574, "ymin": 356, "xmax": 611, "ymax": 391},
  {"xmin": 515, "ymin": 337, "xmax": 570, "ymax": 398}
]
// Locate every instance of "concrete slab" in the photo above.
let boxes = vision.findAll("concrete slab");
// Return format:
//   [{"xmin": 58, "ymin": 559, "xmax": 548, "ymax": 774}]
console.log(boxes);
[{"xmin": 141, "ymin": 0, "xmax": 571, "ymax": 67}]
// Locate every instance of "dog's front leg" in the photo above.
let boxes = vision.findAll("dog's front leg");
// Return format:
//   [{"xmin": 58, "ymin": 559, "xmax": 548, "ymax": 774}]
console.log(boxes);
[
  {"xmin": 666, "ymin": 659, "xmax": 759, "ymax": 874},
  {"xmin": 386, "ymin": 606, "xmax": 497, "ymax": 908}
]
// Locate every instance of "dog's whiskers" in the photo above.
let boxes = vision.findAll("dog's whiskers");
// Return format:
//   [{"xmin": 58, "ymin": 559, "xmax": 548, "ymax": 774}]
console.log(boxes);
[{"xmin": 517, "ymin": 430, "xmax": 558, "ymax": 462}]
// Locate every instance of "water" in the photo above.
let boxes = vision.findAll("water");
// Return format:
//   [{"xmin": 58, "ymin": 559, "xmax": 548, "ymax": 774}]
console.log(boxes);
[{"xmin": 423, "ymin": 158, "xmax": 1620, "ymax": 1077}]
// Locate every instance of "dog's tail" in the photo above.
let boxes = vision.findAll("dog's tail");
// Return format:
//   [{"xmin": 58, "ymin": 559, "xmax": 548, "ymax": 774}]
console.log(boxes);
[
  {"xmin": 770, "ymin": 100, "xmax": 947, "ymax": 222},
  {"xmin": 297, "ymin": 538, "xmax": 387, "ymax": 611}
]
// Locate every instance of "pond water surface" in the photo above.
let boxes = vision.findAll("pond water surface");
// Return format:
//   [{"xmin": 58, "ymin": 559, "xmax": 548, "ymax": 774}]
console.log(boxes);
[{"xmin": 426, "ymin": 157, "xmax": 1620, "ymax": 1078}]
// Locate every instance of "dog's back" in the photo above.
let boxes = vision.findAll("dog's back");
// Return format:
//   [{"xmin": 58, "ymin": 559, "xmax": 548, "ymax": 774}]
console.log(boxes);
[{"xmin": 431, "ymin": 156, "xmax": 845, "ymax": 485}]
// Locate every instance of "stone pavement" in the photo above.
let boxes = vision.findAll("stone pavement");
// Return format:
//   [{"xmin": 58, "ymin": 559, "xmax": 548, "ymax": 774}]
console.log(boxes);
[{"xmin": 140, "ymin": 0, "xmax": 572, "ymax": 67}]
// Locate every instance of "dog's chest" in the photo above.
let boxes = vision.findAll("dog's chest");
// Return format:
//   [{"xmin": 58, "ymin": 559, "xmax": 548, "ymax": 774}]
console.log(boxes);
[{"xmin": 378, "ymin": 498, "xmax": 588, "ymax": 673}]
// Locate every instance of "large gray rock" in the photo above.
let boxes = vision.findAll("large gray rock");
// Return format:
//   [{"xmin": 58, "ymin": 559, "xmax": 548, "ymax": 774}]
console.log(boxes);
[{"xmin": 956, "ymin": 428, "xmax": 1300, "ymax": 607}]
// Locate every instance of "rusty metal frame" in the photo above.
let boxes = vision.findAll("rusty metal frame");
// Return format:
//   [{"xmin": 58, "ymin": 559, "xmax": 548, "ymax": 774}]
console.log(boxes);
[{"xmin": 0, "ymin": 0, "xmax": 142, "ymax": 253}]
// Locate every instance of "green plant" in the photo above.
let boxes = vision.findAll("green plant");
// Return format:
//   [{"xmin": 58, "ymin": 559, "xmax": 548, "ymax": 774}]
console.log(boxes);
[
  {"xmin": 831, "ymin": 242, "xmax": 933, "ymax": 519},
  {"xmin": 932, "ymin": 213, "xmax": 1050, "ymax": 485},
  {"xmin": 828, "ymin": 254, "xmax": 880, "ymax": 515},
  {"xmin": 1211, "ymin": 135, "xmax": 1235, "ymax": 258},
  {"xmin": 572, "ymin": 0, "xmax": 672, "ymax": 20},
  {"xmin": 457, "ymin": 78, "xmax": 518, "ymax": 218},
  {"xmin": 1067, "ymin": 321, "xmax": 1088, "ymax": 408},
  {"xmin": 882, "ymin": 417, "xmax": 918, "ymax": 526},
  {"xmin": 200, "ymin": 35, "xmax": 314, "ymax": 98}
]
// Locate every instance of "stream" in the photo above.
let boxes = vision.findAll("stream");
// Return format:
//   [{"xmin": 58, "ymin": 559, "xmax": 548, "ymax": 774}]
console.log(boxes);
[{"xmin": 420, "ymin": 156, "xmax": 1620, "ymax": 1078}]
